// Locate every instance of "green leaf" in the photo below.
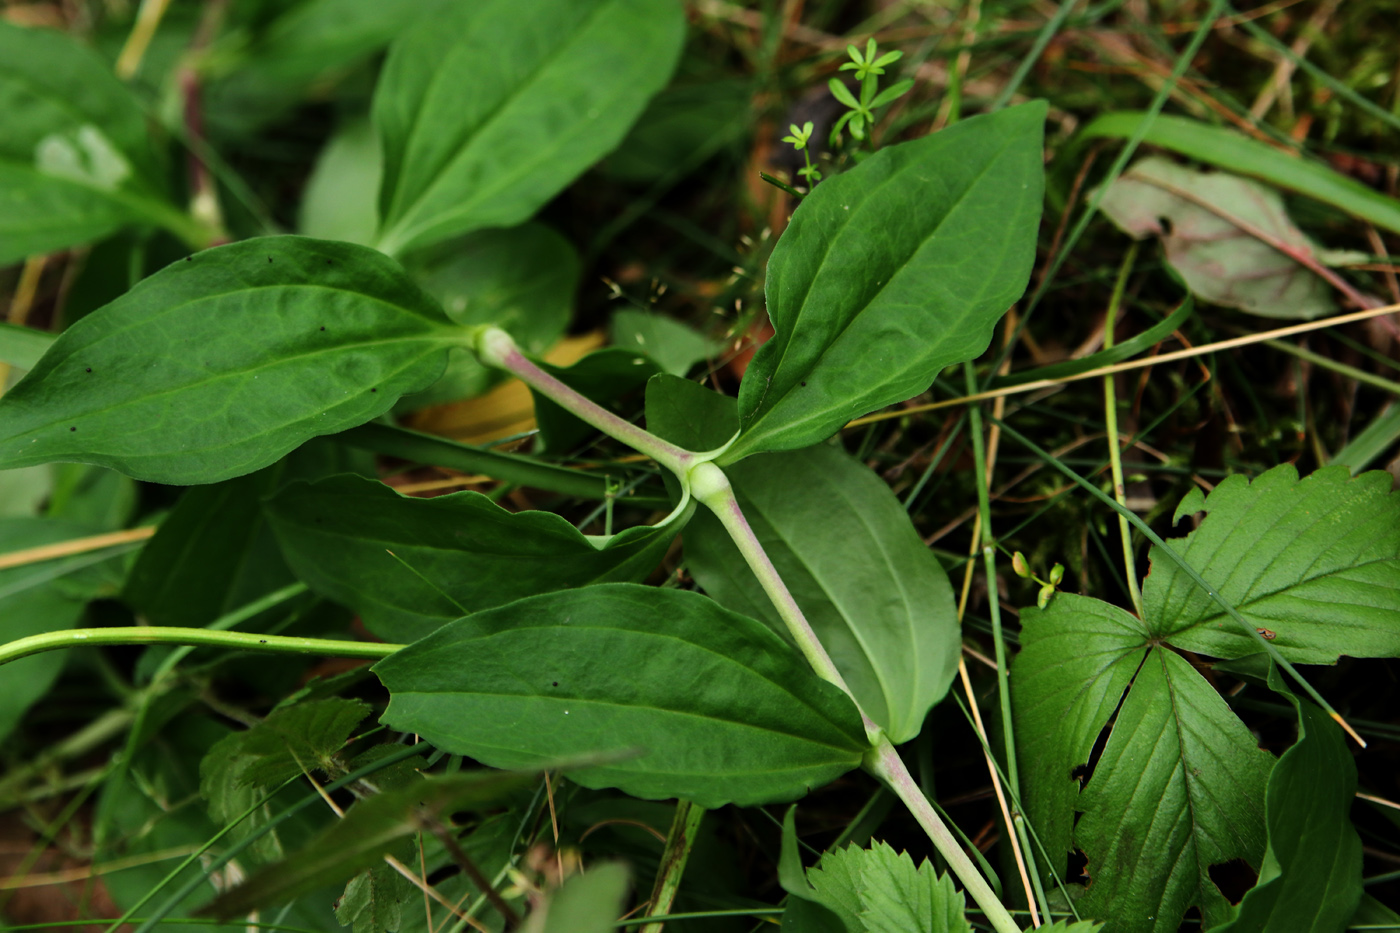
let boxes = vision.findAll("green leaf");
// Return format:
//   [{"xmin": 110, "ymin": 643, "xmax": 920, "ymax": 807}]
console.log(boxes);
[
  {"xmin": 0, "ymin": 22, "xmax": 196, "ymax": 263},
  {"xmin": 0, "ymin": 237, "xmax": 463, "ymax": 485},
  {"xmin": 521, "ymin": 862, "xmax": 631, "ymax": 933},
  {"xmin": 0, "ymin": 517, "xmax": 120, "ymax": 743},
  {"xmin": 204, "ymin": 0, "xmax": 427, "ymax": 139},
  {"xmin": 1207, "ymin": 665, "xmax": 1362, "ymax": 933},
  {"xmin": 299, "ymin": 117, "xmax": 381, "ymax": 246},
  {"xmin": 124, "ymin": 442, "xmax": 364, "ymax": 629},
  {"xmin": 1144, "ymin": 464, "xmax": 1400, "ymax": 663},
  {"xmin": 1013, "ymin": 594, "xmax": 1274, "ymax": 933},
  {"xmin": 724, "ymin": 102, "xmax": 1046, "ymax": 463},
  {"xmin": 531, "ymin": 348, "xmax": 663, "ymax": 454},
  {"xmin": 266, "ymin": 473, "xmax": 682, "ymax": 642},
  {"xmin": 1039, "ymin": 923, "xmax": 1105, "ymax": 932},
  {"xmin": 202, "ymin": 698, "xmax": 370, "ymax": 794},
  {"xmin": 1079, "ymin": 112, "xmax": 1400, "ymax": 236},
  {"xmin": 0, "ymin": 322, "xmax": 55, "ymax": 371},
  {"xmin": 374, "ymin": 584, "xmax": 870, "ymax": 808},
  {"xmin": 1097, "ymin": 158, "xmax": 1333, "ymax": 319},
  {"xmin": 611, "ymin": 309, "xmax": 720, "ymax": 378},
  {"xmin": 372, "ymin": 0, "xmax": 685, "ymax": 256},
  {"xmin": 600, "ymin": 79, "xmax": 752, "ymax": 184},
  {"xmin": 788, "ymin": 840, "xmax": 973, "ymax": 933},
  {"xmin": 203, "ymin": 768, "xmax": 537, "ymax": 918},
  {"xmin": 1331, "ymin": 404, "xmax": 1400, "ymax": 474},
  {"xmin": 398, "ymin": 222, "xmax": 580, "ymax": 410},
  {"xmin": 644, "ymin": 373, "xmax": 740, "ymax": 455},
  {"xmin": 685, "ymin": 442, "xmax": 961, "ymax": 743}
]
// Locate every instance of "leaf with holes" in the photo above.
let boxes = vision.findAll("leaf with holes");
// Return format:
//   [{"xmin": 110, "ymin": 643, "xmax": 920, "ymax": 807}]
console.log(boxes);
[{"xmin": 1013, "ymin": 593, "xmax": 1275, "ymax": 933}]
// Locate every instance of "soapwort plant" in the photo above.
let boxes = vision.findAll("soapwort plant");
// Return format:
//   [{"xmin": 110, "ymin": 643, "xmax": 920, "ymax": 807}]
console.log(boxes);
[{"xmin": 0, "ymin": 3, "xmax": 1398, "ymax": 932}]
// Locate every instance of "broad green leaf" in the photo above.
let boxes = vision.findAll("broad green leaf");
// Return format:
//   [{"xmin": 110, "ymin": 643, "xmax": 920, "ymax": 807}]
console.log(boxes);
[
  {"xmin": 299, "ymin": 117, "xmax": 381, "ymax": 246},
  {"xmin": 1207, "ymin": 666, "xmax": 1362, "ymax": 933},
  {"xmin": 0, "ymin": 237, "xmax": 463, "ymax": 485},
  {"xmin": 611, "ymin": 309, "xmax": 721, "ymax": 378},
  {"xmin": 1014, "ymin": 594, "xmax": 1274, "ymax": 933},
  {"xmin": 532, "ymin": 348, "xmax": 664, "ymax": 454},
  {"xmin": 0, "ymin": 22, "xmax": 194, "ymax": 263},
  {"xmin": 681, "ymin": 435, "xmax": 961, "ymax": 741},
  {"xmin": 1079, "ymin": 112, "xmax": 1400, "ymax": 236},
  {"xmin": 204, "ymin": 0, "xmax": 426, "ymax": 138},
  {"xmin": 0, "ymin": 517, "xmax": 123, "ymax": 743},
  {"xmin": 1097, "ymin": 158, "xmax": 1333, "ymax": 319},
  {"xmin": 201, "ymin": 698, "xmax": 370, "ymax": 794},
  {"xmin": 46, "ymin": 462, "xmax": 136, "ymax": 530},
  {"xmin": 372, "ymin": 0, "xmax": 685, "ymax": 256},
  {"xmin": 266, "ymin": 473, "xmax": 682, "ymax": 642},
  {"xmin": 204, "ymin": 769, "xmax": 537, "ymax": 918},
  {"xmin": 644, "ymin": 372, "xmax": 740, "ymax": 454},
  {"xmin": 0, "ymin": 323, "xmax": 54, "ymax": 370},
  {"xmin": 374, "ymin": 584, "xmax": 870, "ymax": 808},
  {"xmin": 1145, "ymin": 464, "xmax": 1400, "ymax": 663},
  {"xmin": 399, "ymin": 223, "xmax": 580, "ymax": 410},
  {"xmin": 789, "ymin": 840, "xmax": 973, "ymax": 933},
  {"xmin": 124, "ymin": 442, "xmax": 366, "ymax": 629},
  {"xmin": 723, "ymin": 102, "xmax": 1046, "ymax": 463},
  {"xmin": 521, "ymin": 862, "xmax": 631, "ymax": 933}
]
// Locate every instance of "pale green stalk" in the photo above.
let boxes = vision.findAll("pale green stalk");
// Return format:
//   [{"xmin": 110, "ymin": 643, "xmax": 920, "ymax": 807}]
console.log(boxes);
[
  {"xmin": 1104, "ymin": 244, "xmax": 1145, "ymax": 617},
  {"xmin": 640, "ymin": 800, "xmax": 707, "ymax": 933},
  {"xmin": 0, "ymin": 627, "xmax": 401, "ymax": 668}
]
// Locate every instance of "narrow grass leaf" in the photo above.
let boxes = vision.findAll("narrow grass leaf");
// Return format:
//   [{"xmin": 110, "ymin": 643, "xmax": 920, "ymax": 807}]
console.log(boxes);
[
  {"xmin": 374, "ymin": 584, "xmax": 870, "ymax": 808},
  {"xmin": 0, "ymin": 238, "xmax": 462, "ymax": 485}
]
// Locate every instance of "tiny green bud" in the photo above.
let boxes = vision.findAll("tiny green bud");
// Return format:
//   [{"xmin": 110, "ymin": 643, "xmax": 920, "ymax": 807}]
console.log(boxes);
[
  {"xmin": 1049, "ymin": 563, "xmax": 1064, "ymax": 586},
  {"xmin": 1037, "ymin": 584, "xmax": 1055, "ymax": 609},
  {"xmin": 1012, "ymin": 551, "xmax": 1031, "ymax": 578}
]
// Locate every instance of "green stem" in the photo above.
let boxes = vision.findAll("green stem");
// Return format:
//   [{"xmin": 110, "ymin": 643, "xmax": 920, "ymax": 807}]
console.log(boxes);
[
  {"xmin": 1103, "ymin": 245, "xmax": 1146, "ymax": 617},
  {"xmin": 866, "ymin": 738, "xmax": 1022, "ymax": 933},
  {"xmin": 1263, "ymin": 338, "xmax": 1400, "ymax": 396},
  {"xmin": 474, "ymin": 327, "xmax": 695, "ymax": 477},
  {"xmin": 640, "ymin": 801, "xmax": 706, "ymax": 933},
  {"xmin": 687, "ymin": 463, "xmax": 864, "ymax": 719},
  {"xmin": 0, "ymin": 627, "xmax": 402, "ymax": 668}
]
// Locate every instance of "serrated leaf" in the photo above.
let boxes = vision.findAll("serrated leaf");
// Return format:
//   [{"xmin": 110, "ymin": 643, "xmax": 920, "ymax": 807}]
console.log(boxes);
[
  {"xmin": 1097, "ymin": 157, "xmax": 1334, "ymax": 319},
  {"xmin": 1206, "ymin": 666, "xmax": 1362, "ymax": 932},
  {"xmin": 1014, "ymin": 594, "xmax": 1274, "ymax": 933},
  {"xmin": 266, "ymin": 473, "xmax": 681, "ymax": 642},
  {"xmin": 1145, "ymin": 464, "xmax": 1400, "ymax": 663},
  {"xmin": 723, "ymin": 102, "xmax": 1045, "ymax": 462},
  {"xmin": 521, "ymin": 862, "xmax": 631, "ymax": 933},
  {"xmin": 372, "ymin": 0, "xmax": 685, "ymax": 256},
  {"xmin": 790, "ymin": 840, "xmax": 972, "ymax": 933},
  {"xmin": 374, "ymin": 584, "xmax": 870, "ymax": 808},
  {"xmin": 0, "ymin": 22, "xmax": 191, "ymax": 263},
  {"xmin": 685, "ymin": 442, "xmax": 961, "ymax": 743},
  {"xmin": 0, "ymin": 237, "xmax": 463, "ymax": 485},
  {"xmin": 203, "ymin": 769, "xmax": 535, "ymax": 919}
]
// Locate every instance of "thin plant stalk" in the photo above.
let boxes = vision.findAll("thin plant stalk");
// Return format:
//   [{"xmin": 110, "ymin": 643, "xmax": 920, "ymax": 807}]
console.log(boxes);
[
  {"xmin": 0, "ymin": 627, "xmax": 401, "ymax": 668},
  {"xmin": 640, "ymin": 800, "xmax": 707, "ymax": 933},
  {"xmin": 961, "ymin": 362, "xmax": 1043, "ymax": 926},
  {"xmin": 1103, "ymin": 244, "xmax": 1146, "ymax": 617}
]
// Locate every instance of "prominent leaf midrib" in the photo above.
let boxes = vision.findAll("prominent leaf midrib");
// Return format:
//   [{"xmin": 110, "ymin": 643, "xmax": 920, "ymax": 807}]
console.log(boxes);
[
  {"xmin": 1170, "ymin": 554, "xmax": 1400, "ymax": 632},
  {"xmin": 417, "ymin": 621, "xmax": 864, "ymax": 748},
  {"xmin": 744, "ymin": 490, "xmax": 893, "ymax": 725},
  {"xmin": 13, "ymin": 323, "xmax": 454, "ymax": 433},
  {"xmin": 382, "ymin": 0, "xmax": 613, "ymax": 239},
  {"xmin": 396, "ymin": 685, "xmax": 861, "ymax": 753},
  {"xmin": 745, "ymin": 138, "xmax": 1015, "ymax": 443}
]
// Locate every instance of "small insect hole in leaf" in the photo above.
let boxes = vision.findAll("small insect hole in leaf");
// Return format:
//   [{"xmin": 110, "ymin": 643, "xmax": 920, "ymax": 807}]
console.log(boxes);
[
  {"xmin": 69, "ymin": 426, "xmax": 76, "ymax": 432},
  {"xmin": 85, "ymin": 368, "xmax": 92, "ymax": 373},
  {"xmin": 1067, "ymin": 848, "xmax": 1090, "ymax": 886},
  {"xmin": 1208, "ymin": 859, "xmax": 1257, "ymax": 904}
]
